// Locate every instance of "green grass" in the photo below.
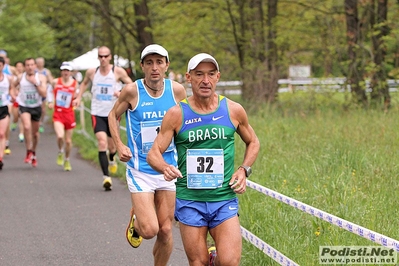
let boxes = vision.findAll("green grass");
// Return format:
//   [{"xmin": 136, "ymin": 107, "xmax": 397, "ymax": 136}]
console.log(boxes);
[
  {"xmin": 238, "ymin": 92, "xmax": 399, "ymax": 265},
  {"xmin": 72, "ymin": 105, "xmax": 128, "ymax": 179},
  {"xmin": 73, "ymin": 91, "xmax": 399, "ymax": 265}
]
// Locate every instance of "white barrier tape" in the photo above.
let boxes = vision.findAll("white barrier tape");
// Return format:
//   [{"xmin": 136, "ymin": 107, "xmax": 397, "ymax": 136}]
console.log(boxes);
[
  {"xmin": 75, "ymin": 129, "xmax": 96, "ymax": 143},
  {"xmin": 246, "ymin": 180, "xmax": 399, "ymax": 252},
  {"xmin": 83, "ymin": 105, "xmax": 91, "ymax": 113},
  {"xmin": 241, "ymin": 226, "xmax": 299, "ymax": 266}
]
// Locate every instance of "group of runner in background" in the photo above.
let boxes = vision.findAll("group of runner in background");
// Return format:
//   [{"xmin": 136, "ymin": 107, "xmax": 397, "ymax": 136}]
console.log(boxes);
[{"xmin": 0, "ymin": 49, "xmax": 81, "ymax": 172}]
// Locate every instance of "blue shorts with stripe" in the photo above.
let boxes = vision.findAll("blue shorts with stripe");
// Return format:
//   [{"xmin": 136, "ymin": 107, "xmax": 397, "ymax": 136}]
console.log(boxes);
[{"xmin": 175, "ymin": 197, "xmax": 238, "ymax": 229}]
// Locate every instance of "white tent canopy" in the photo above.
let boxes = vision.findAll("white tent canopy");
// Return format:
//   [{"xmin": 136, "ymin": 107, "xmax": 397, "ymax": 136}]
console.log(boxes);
[{"xmin": 70, "ymin": 47, "xmax": 133, "ymax": 71}]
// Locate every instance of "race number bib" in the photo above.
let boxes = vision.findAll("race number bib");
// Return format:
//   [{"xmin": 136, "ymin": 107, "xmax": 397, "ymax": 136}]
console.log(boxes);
[
  {"xmin": 23, "ymin": 91, "xmax": 39, "ymax": 105},
  {"xmin": 186, "ymin": 149, "xmax": 224, "ymax": 189},
  {"xmin": 140, "ymin": 120, "xmax": 174, "ymax": 154},
  {"xmin": 94, "ymin": 83, "xmax": 113, "ymax": 101},
  {"xmin": 56, "ymin": 91, "xmax": 73, "ymax": 108}
]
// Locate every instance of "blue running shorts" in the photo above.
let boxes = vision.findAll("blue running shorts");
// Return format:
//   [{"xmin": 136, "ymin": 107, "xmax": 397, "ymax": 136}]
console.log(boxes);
[{"xmin": 175, "ymin": 198, "xmax": 238, "ymax": 229}]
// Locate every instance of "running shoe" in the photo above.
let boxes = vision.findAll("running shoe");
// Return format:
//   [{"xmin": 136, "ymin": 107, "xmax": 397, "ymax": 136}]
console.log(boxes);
[
  {"xmin": 0, "ymin": 160, "xmax": 3, "ymax": 170},
  {"xmin": 4, "ymin": 147, "xmax": 11, "ymax": 155},
  {"xmin": 24, "ymin": 151, "xmax": 33, "ymax": 164},
  {"xmin": 208, "ymin": 246, "xmax": 217, "ymax": 266},
  {"xmin": 108, "ymin": 161, "xmax": 118, "ymax": 174},
  {"xmin": 64, "ymin": 160, "xmax": 72, "ymax": 171},
  {"xmin": 57, "ymin": 152, "xmax": 64, "ymax": 166},
  {"xmin": 39, "ymin": 125, "xmax": 44, "ymax": 133},
  {"xmin": 102, "ymin": 176, "xmax": 112, "ymax": 191},
  {"xmin": 10, "ymin": 123, "xmax": 16, "ymax": 131},
  {"xmin": 126, "ymin": 208, "xmax": 142, "ymax": 248},
  {"xmin": 18, "ymin": 133, "xmax": 24, "ymax": 142},
  {"xmin": 31, "ymin": 156, "xmax": 37, "ymax": 167}
]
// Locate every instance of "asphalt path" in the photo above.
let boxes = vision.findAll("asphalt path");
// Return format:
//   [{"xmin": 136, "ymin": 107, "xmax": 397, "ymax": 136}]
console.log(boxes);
[{"xmin": 0, "ymin": 121, "xmax": 187, "ymax": 266}]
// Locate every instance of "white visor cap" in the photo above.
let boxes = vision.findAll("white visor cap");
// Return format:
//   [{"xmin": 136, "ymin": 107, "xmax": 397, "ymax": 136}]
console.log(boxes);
[
  {"xmin": 187, "ymin": 53, "xmax": 219, "ymax": 72},
  {"xmin": 140, "ymin": 44, "xmax": 169, "ymax": 62}
]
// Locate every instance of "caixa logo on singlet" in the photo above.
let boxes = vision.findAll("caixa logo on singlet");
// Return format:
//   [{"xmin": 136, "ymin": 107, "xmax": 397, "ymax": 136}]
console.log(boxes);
[
  {"xmin": 185, "ymin": 117, "xmax": 202, "ymax": 125},
  {"xmin": 141, "ymin": 101, "xmax": 154, "ymax": 107}
]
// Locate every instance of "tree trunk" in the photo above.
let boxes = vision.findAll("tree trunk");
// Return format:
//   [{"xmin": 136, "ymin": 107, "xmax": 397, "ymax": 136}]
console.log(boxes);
[
  {"xmin": 370, "ymin": 0, "xmax": 390, "ymax": 109},
  {"xmin": 100, "ymin": 0, "xmax": 115, "ymax": 58},
  {"xmin": 265, "ymin": 0, "xmax": 279, "ymax": 103},
  {"xmin": 345, "ymin": 0, "xmax": 367, "ymax": 106},
  {"xmin": 241, "ymin": 0, "xmax": 267, "ymax": 102},
  {"xmin": 134, "ymin": 0, "xmax": 153, "ymax": 52},
  {"xmin": 235, "ymin": 0, "xmax": 279, "ymax": 104}
]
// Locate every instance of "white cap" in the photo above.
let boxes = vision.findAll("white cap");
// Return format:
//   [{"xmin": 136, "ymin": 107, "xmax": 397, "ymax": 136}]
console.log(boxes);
[
  {"xmin": 140, "ymin": 44, "xmax": 169, "ymax": 62},
  {"xmin": 60, "ymin": 61, "xmax": 73, "ymax": 71},
  {"xmin": 187, "ymin": 53, "xmax": 219, "ymax": 72}
]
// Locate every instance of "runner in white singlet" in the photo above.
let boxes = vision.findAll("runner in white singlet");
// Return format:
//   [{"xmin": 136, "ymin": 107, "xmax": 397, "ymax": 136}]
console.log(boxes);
[
  {"xmin": 72, "ymin": 46, "xmax": 133, "ymax": 190},
  {"xmin": 15, "ymin": 58, "xmax": 47, "ymax": 167}
]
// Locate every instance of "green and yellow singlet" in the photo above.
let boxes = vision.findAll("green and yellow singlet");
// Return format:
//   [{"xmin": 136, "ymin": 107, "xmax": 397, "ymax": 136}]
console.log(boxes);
[{"xmin": 175, "ymin": 95, "xmax": 237, "ymax": 202}]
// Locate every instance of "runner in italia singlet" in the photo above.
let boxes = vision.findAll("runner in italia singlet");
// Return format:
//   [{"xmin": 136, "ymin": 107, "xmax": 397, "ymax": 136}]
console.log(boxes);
[
  {"xmin": 175, "ymin": 95, "xmax": 237, "ymax": 202},
  {"xmin": 3, "ymin": 64, "xmax": 12, "ymax": 76},
  {"xmin": 36, "ymin": 68, "xmax": 48, "ymax": 76},
  {"xmin": 125, "ymin": 79, "xmax": 177, "ymax": 174},
  {"xmin": 90, "ymin": 67, "xmax": 118, "ymax": 117},
  {"xmin": 17, "ymin": 73, "xmax": 42, "ymax": 108}
]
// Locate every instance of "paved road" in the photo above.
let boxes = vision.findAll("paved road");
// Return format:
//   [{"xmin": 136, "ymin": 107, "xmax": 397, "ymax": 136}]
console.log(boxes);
[{"xmin": 0, "ymin": 122, "xmax": 187, "ymax": 266}]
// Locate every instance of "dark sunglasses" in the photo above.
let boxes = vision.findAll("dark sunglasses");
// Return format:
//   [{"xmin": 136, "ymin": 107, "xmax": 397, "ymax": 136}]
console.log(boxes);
[{"xmin": 98, "ymin": 54, "xmax": 110, "ymax": 58}]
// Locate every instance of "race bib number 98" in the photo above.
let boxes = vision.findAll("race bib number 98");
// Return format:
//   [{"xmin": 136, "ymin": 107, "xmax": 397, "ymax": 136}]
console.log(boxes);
[{"xmin": 56, "ymin": 91, "xmax": 73, "ymax": 108}]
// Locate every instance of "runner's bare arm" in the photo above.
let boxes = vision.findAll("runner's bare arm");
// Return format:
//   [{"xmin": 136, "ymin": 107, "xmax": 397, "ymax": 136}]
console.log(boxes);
[
  {"xmin": 228, "ymin": 100, "xmax": 260, "ymax": 191},
  {"xmin": 147, "ymin": 105, "xmax": 183, "ymax": 180},
  {"xmin": 171, "ymin": 80, "xmax": 187, "ymax": 102},
  {"xmin": 72, "ymin": 68, "xmax": 94, "ymax": 107},
  {"xmin": 116, "ymin": 66, "xmax": 133, "ymax": 84},
  {"xmin": 108, "ymin": 83, "xmax": 137, "ymax": 162}
]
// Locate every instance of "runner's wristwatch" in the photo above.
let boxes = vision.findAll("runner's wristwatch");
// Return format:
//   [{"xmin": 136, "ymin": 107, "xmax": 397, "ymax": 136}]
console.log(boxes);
[{"xmin": 239, "ymin": 165, "xmax": 252, "ymax": 178}]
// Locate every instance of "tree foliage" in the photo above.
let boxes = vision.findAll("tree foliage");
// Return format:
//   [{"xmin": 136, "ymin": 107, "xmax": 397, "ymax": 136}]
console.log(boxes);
[
  {"xmin": 1, "ymin": 0, "xmax": 398, "ymax": 107},
  {"xmin": 0, "ymin": 0, "xmax": 56, "ymax": 63}
]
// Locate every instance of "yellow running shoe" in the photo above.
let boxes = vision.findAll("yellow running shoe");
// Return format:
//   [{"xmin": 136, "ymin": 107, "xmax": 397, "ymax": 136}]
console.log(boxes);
[
  {"xmin": 4, "ymin": 147, "xmax": 11, "ymax": 155},
  {"xmin": 102, "ymin": 176, "xmax": 112, "ymax": 191},
  {"xmin": 108, "ymin": 161, "xmax": 118, "ymax": 174},
  {"xmin": 126, "ymin": 208, "xmax": 142, "ymax": 248},
  {"xmin": 64, "ymin": 160, "xmax": 72, "ymax": 171},
  {"xmin": 10, "ymin": 123, "xmax": 17, "ymax": 131},
  {"xmin": 57, "ymin": 152, "xmax": 64, "ymax": 166}
]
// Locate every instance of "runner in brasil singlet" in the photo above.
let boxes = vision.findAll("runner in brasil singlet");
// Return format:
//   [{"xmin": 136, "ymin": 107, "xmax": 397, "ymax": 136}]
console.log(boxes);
[{"xmin": 175, "ymin": 95, "xmax": 237, "ymax": 202}]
